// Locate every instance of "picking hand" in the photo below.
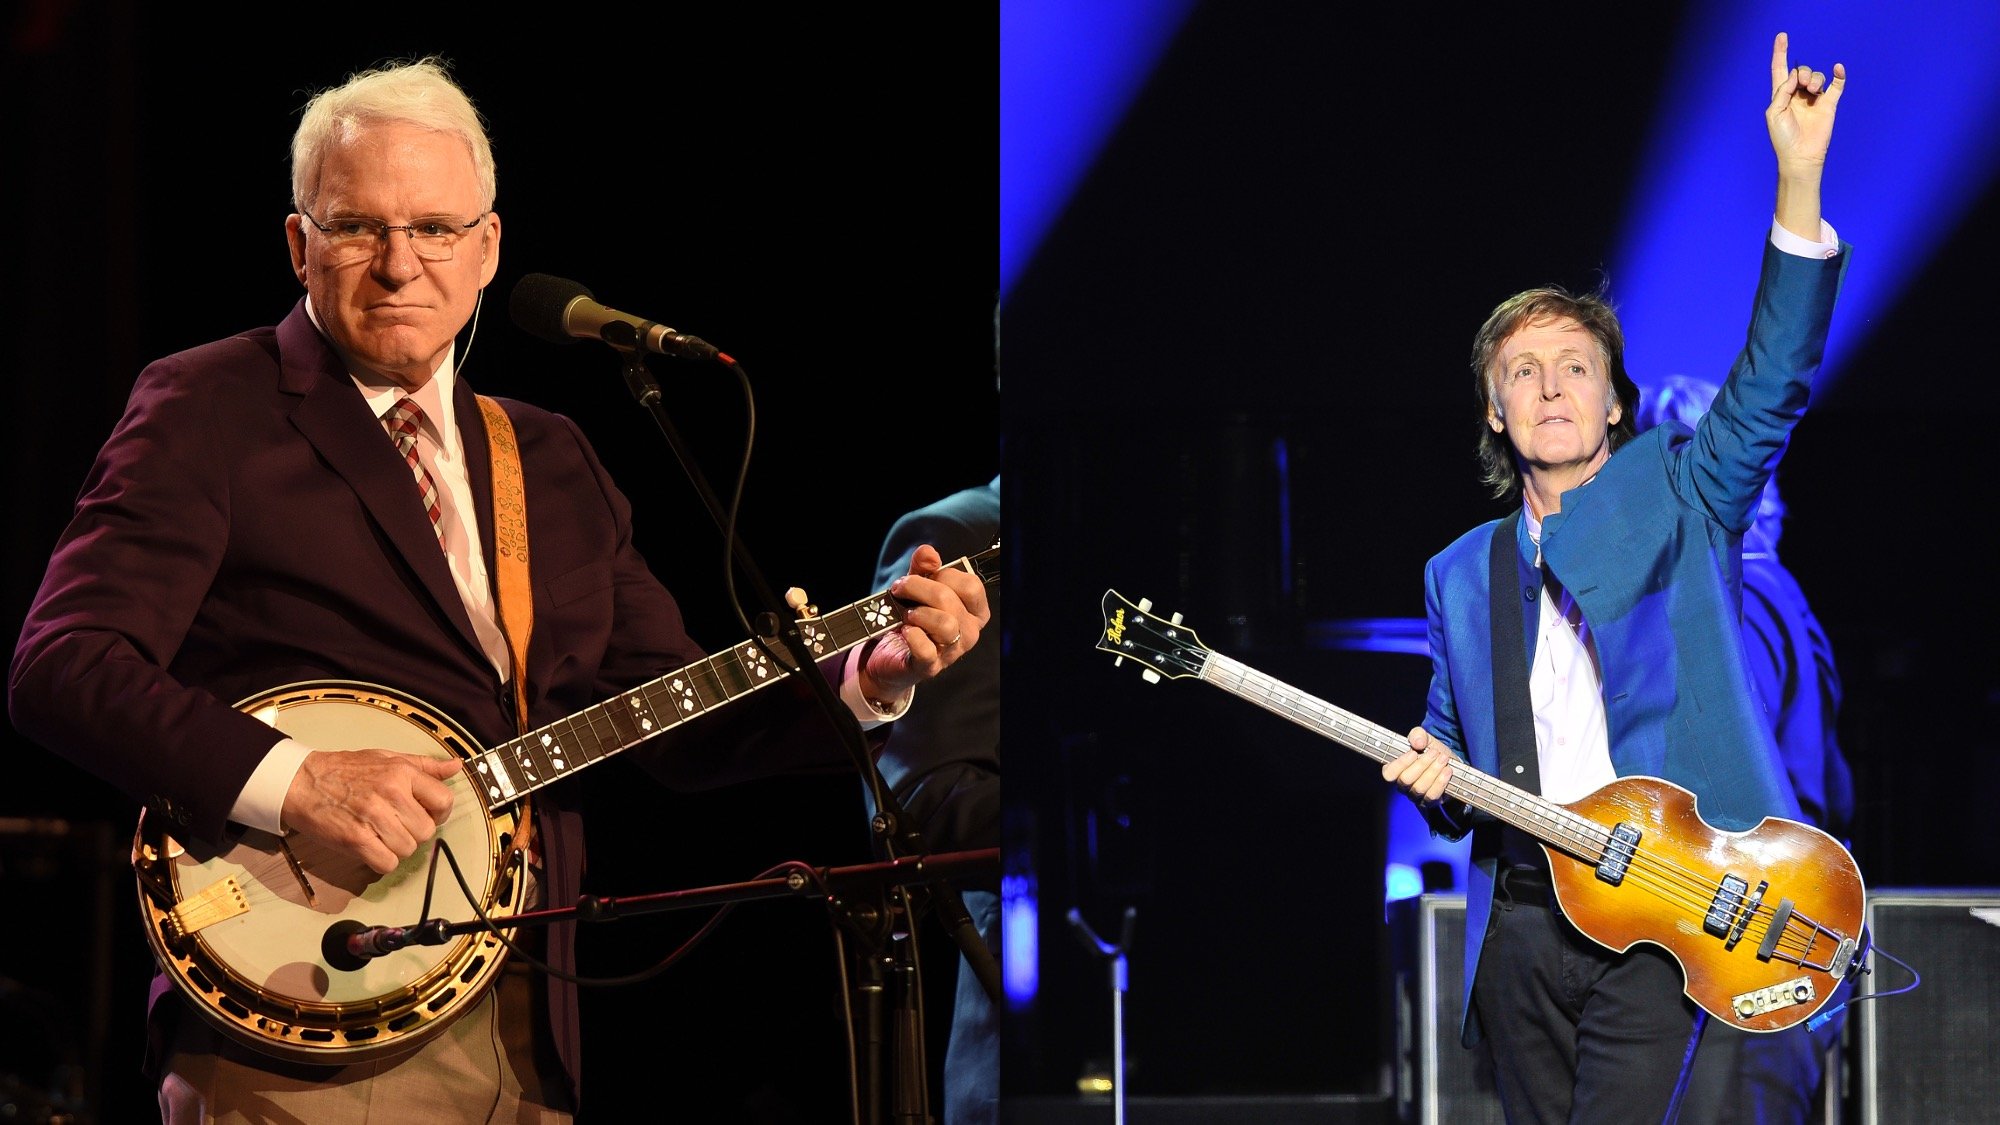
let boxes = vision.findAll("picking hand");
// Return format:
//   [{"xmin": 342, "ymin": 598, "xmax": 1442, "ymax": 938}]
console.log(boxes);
[{"xmin": 282, "ymin": 749, "xmax": 460, "ymax": 875}]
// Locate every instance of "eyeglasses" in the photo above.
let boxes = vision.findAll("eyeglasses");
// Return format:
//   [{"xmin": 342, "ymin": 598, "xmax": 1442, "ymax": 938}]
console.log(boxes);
[{"xmin": 301, "ymin": 209, "xmax": 489, "ymax": 263}]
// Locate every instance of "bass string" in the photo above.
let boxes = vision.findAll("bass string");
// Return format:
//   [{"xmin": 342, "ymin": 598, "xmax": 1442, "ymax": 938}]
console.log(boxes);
[
  {"xmin": 1206, "ymin": 655, "xmax": 1827, "ymax": 959},
  {"xmin": 1212, "ymin": 659, "xmax": 1614, "ymax": 858}
]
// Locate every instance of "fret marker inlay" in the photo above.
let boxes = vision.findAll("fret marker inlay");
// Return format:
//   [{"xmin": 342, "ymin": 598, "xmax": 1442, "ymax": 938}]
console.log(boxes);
[
  {"xmin": 862, "ymin": 598, "xmax": 896, "ymax": 629},
  {"xmin": 628, "ymin": 697, "xmax": 654, "ymax": 731}
]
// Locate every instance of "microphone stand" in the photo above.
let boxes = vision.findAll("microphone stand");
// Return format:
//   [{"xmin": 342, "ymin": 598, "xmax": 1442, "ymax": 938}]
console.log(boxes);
[
  {"xmin": 1069, "ymin": 907, "xmax": 1137, "ymax": 1125},
  {"xmin": 610, "ymin": 342, "xmax": 998, "ymax": 1124},
  {"xmin": 334, "ymin": 848, "xmax": 1001, "ymax": 956}
]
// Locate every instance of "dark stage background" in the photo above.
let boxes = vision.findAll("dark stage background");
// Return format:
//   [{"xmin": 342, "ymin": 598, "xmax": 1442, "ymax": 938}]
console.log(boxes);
[
  {"xmin": 1002, "ymin": 1, "xmax": 2000, "ymax": 1115},
  {"xmin": 3, "ymin": 8, "xmax": 994, "ymax": 1123}
]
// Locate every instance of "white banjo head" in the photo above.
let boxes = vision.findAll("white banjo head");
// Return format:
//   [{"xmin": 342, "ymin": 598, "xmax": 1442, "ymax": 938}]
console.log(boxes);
[{"xmin": 134, "ymin": 681, "xmax": 527, "ymax": 1064}]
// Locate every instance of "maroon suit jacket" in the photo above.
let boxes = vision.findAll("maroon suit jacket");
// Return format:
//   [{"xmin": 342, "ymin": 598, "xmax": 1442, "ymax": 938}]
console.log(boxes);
[{"xmin": 10, "ymin": 300, "xmax": 858, "ymax": 1102}]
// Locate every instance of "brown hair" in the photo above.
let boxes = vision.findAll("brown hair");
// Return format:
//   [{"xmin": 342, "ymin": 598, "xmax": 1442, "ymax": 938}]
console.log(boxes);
[{"xmin": 1469, "ymin": 285, "xmax": 1640, "ymax": 498}]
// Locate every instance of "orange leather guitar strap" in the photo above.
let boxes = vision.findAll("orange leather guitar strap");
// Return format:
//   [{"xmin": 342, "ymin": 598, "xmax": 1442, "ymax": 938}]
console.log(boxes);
[{"xmin": 477, "ymin": 395, "xmax": 543, "ymax": 885}]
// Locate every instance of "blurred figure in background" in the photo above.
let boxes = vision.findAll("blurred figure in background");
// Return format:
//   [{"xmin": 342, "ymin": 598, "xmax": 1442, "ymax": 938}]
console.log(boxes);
[
  {"xmin": 864, "ymin": 300, "xmax": 1000, "ymax": 1122},
  {"xmin": 870, "ymin": 474, "xmax": 1000, "ymax": 1124}
]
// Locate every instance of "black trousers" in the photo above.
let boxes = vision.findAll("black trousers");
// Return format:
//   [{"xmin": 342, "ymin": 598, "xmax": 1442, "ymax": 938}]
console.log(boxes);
[
  {"xmin": 1677, "ymin": 990, "xmax": 1845, "ymax": 1125},
  {"xmin": 1472, "ymin": 867, "xmax": 1706, "ymax": 1125}
]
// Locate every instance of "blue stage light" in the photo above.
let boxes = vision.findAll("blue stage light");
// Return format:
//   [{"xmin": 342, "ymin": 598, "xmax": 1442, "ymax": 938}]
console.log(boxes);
[
  {"xmin": 1384, "ymin": 784, "xmax": 1472, "ymax": 909},
  {"xmin": 1002, "ymin": 872, "xmax": 1039, "ymax": 1006},
  {"xmin": 1611, "ymin": 5, "xmax": 2000, "ymax": 400},
  {"xmin": 1386, "ymin": 862, "xmax": 1425, "ymax": 903},
  {"xmin": 1001, "ymin": 0, "xmax": 1200, "ymax": 297},
  {"xmin": 1000, "ymin": 0, "xmax": 1194, "ymax": 1010}
]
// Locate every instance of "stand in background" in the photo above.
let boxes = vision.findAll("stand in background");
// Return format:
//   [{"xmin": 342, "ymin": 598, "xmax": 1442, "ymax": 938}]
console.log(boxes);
[{"xmin": 1068, "ymin": 907, "xmax": 1137, "ymax": 1125}]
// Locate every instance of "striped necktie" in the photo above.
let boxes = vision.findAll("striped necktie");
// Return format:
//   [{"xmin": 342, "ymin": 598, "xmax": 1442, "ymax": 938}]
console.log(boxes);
[{"xmin": 382, "ymin": 398, "xmax": 446, "ymax": 547}]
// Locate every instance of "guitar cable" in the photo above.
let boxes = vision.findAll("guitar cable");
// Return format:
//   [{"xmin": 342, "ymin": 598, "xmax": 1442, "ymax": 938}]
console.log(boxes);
[{"xmin": 1803, "ymin": 940, "xmax": 1921, "ymax": 1032}]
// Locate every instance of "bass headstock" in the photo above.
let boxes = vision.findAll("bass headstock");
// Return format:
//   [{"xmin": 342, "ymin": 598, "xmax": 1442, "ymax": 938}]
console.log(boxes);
[{"xmin": 1096, "ymin": 590, "xmax": 1211, "ymax": 682}]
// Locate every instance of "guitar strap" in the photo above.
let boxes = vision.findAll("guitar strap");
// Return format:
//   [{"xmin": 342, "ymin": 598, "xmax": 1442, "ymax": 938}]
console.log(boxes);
[
  {"xmin": 477, "ymin": 395, "xmax": 544, "ymax": 886},
  {"xmin": 476, "ymin": 396, "xmax": 534, "ymax": 735},
  {"xmin": 1483, "ymin": 508, "xmax": 1546, "ymax": 871}
]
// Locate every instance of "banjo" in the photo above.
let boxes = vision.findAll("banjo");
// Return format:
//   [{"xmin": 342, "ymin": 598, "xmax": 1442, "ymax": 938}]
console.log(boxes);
[{"xmin": 131, "ymin": 545, "xmax": 999, "ymax": 1064}]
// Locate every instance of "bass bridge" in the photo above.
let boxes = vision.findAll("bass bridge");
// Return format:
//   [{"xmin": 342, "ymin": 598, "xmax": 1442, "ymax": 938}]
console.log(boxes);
[{"xmin": 1704, "ymin": 874, "xmax": 1862, "ymax": 976}]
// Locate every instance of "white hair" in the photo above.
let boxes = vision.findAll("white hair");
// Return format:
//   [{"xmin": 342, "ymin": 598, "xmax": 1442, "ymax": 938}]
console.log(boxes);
[{"xmin": 290, "ymin": 57, "xmax": 496, "ymax": 214}]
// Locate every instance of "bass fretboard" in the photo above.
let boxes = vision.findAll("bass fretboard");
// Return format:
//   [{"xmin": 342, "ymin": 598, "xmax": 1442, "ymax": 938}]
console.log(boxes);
[{"xmin": 1200, "ymin": 650, "xmax": 1615, "ymax": 865}]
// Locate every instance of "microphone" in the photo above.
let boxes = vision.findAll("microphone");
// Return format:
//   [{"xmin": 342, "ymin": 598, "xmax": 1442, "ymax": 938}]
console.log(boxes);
[
  {"xmin": 509, "ymin": 273, "xmax": 722, "ymax": 362},
  {"xmin": 321, "ymin": 918, "xmax": 446, "ymax": 972}
]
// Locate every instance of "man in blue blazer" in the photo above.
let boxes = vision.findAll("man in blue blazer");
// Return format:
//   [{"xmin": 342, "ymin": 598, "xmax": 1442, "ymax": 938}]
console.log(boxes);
[{"xmin": 1380, "ymin": 33, "xmax": 1849, "ymax": 1123}]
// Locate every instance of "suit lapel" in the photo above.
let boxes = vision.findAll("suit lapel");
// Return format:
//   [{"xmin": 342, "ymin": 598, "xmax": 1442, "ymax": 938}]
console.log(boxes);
[{"xmin": 277, "ymin": 304, "xmax": 488, "ymax": 664}]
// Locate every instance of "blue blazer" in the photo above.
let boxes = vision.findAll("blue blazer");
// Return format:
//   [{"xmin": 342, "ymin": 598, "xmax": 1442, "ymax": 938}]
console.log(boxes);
[{"xmin": 1417, "ymin": 239, "xmax": 1848, "ymax": 1045}]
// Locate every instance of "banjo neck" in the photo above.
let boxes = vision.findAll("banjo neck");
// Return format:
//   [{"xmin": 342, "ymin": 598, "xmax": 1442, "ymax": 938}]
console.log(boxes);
[{"xmin": 468, "ymin": 544, "xmax": 1001, "ymax": 813}]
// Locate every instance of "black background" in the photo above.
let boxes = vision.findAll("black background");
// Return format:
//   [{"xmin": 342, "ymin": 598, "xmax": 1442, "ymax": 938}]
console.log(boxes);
[{"xmin": 3, "ymin": 6, "xmax": 993, "ymax": 1122}]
